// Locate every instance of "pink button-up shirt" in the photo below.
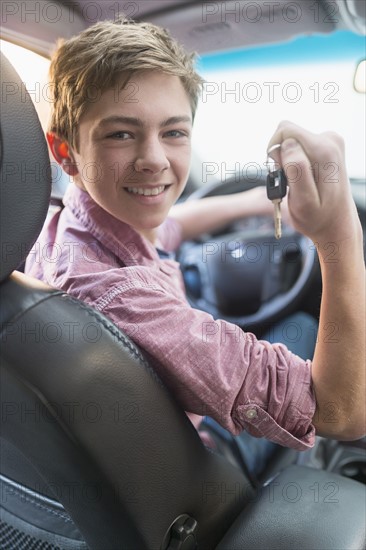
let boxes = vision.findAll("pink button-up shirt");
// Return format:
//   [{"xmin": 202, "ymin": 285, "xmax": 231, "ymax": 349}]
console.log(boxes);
[{"xmin": 25, "ymin": 184, "xmax": 316, "ymax": 450}]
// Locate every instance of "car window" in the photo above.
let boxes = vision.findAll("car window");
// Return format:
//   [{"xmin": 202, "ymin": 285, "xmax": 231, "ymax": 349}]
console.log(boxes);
[
  {"xmin": 192, "ymin": 30, "xmax": 366, "ymax": 184},
  {"xmin": 0, "ymin": 40, "xmax": 72, "ymax": 197},
  {"xmin": 0, "ymin": 40, "xmax": 51, "ymax": 133}
]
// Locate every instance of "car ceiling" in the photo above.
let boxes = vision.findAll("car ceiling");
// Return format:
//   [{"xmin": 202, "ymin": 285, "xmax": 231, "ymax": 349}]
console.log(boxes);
[{"xmin": 1, "ymin": 0, "xmax": 365, "ymax": 58}]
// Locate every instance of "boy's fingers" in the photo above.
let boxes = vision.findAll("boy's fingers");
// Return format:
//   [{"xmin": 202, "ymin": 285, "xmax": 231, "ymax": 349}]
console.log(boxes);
[
  {"xmin": 280, "ymin": 137, "xmax": 321, "ymax": 211},
  {"xmin": 268, "ymin": 121, "xmax": 345, "ymax": 166},
  {"xmin": 267, "ymin": 121, "xmax": 347, "ymax": 201},
  {"xmin": 267, "ymin": 120, "xmax": 320, "ymax": 163}
]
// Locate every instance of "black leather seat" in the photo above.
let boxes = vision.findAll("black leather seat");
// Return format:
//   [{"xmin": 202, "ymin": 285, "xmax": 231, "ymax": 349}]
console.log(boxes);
[{"xmin": 0, "ymin": 53, "xmax": 252, "ymax": 549}]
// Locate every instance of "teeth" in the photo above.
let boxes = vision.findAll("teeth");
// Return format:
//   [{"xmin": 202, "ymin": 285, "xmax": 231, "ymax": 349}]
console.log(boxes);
[{"xmin": 127, "ymin": 186, "xmax": 165, "ymax": 196}]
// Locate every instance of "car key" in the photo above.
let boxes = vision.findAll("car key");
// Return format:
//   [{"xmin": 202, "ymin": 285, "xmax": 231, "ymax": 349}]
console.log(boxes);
[{"xmin": 266, "ymin": 146, "xmax": 287, "ymax": 239}]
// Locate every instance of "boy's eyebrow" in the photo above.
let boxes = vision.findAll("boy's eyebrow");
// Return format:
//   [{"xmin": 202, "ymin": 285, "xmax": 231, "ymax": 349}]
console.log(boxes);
[
  {"xmin": 96, "ymin": 116, "xmax": 142, "ymax": 128},
  {"xmin": 95, "ymin": 115, "xmax": 192, "ymax": 129},
  {"xmin": 160, "ymin": 115, "xmax": 192, "ymax": 127}
]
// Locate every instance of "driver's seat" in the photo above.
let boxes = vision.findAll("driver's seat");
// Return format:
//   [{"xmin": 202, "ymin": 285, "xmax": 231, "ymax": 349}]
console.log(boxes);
[{"xmin": 0, "ymin": 53, "xmax": 253, "ymax": 549}]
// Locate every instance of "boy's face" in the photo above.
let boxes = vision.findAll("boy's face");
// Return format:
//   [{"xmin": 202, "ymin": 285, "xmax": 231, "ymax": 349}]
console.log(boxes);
[{"xmin": 69, "ymin": 71, "xmax": 192, "ymax": 242}]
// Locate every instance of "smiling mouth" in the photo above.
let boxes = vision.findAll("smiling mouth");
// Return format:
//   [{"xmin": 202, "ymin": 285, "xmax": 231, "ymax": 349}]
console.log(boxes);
[{"xmin": 126, "ymin": 185, "xmax": 168, "ymax": 196}]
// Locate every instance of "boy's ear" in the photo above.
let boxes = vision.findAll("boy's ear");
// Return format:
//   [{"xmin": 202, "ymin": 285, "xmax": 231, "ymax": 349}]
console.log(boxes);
[{"xmin": 46, "ymin": 133, "xmax": 79, "ymax": 176}]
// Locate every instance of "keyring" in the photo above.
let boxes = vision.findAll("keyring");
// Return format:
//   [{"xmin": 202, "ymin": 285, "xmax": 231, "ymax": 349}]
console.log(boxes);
[
  {"xmin": 267, "ymin": 143, "xmax": 282, "ymax": 155},
  {"xmin": 266, "ymin": 143, "xmax": 282, "ymax": 173}
]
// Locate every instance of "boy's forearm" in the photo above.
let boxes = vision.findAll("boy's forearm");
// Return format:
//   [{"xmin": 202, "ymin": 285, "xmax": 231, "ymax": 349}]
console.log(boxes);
[
  {"xmin": 312, "ymin": 230, "xmax": 366, "ymax": 439},
  {"xmin": 170, "ymin": 186, "xmax": 271, "ymax": 241}
]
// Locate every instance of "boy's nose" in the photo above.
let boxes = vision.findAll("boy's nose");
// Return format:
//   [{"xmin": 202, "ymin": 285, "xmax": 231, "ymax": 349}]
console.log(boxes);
[{"xmin": 134, "ymin": 138, "xmax": 170, "ymax": 174}]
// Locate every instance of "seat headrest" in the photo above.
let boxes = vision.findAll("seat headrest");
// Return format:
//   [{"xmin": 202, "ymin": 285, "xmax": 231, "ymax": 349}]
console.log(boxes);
[{"xmin": 0, "ymin": 52, "xmax": 51, "ymax": 282}]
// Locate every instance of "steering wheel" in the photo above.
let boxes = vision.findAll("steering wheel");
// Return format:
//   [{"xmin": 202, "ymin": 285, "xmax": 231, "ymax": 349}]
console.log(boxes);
[{"xmin": 177, "ymin": 179, "xmax": 317, "ymax": 330}]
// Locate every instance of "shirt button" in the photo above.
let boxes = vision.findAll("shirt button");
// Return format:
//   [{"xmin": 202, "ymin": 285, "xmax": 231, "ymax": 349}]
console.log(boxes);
[{"xmin": 245, "ymin": 408, "xmax": 258, "ymax": 419}]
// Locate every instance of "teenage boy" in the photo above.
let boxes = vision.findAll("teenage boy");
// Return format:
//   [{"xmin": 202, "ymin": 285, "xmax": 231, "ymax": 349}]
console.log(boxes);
[{"xmin": 26, "ymin": 18, "xmax": 365, "ymax": 477}]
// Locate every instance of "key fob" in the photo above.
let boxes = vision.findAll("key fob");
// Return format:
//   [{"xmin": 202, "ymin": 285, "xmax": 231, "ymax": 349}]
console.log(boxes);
[{"xmin": 266, "ymin": 169, "xmax": 287, "ymax": 200}]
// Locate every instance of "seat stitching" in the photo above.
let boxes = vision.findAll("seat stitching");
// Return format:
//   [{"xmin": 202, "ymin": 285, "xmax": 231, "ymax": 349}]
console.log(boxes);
[
  {"xmin": 60, "ymin": 294, "xmax": 163, "ymax": 385},
  {"xmin": 4, "ymin": 486, "xmax": 73, "ymax": 524}
]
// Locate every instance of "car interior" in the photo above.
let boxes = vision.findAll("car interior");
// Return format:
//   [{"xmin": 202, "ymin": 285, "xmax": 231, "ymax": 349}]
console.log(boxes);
[{"xmin": 1, "ymin": 1, "xmax": 366, "ymax": 549}]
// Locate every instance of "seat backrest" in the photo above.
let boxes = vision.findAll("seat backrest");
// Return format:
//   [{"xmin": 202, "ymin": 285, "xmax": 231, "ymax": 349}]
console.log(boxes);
[{"xmin": 0, "ymin": 52, "xmax": 252, "ymax": 549}]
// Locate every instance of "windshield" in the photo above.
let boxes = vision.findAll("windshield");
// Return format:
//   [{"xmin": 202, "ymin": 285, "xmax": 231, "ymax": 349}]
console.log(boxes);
[
  {"xmin": 192, "ymin": 30, "xmax": 366, "ymax": 183},
  {"xmin": 2, "ymin": 29, "xmax": 364, "ymax": 185}
]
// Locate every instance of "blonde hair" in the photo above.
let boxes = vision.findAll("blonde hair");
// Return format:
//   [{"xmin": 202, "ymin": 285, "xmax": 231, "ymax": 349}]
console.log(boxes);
[{"xmin": 48, "ymin": 18, "xmax": 203, "ymax": 149}]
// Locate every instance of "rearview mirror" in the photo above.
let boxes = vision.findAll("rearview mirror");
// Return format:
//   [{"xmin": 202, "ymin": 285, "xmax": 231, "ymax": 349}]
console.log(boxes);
[{"xmin": 354, "ymin": 59, "xmax": 366, "ymax": 93}]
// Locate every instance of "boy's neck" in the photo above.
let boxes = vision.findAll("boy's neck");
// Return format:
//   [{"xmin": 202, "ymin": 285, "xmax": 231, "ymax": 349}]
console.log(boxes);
[{"xmin": 135, "ymin": 227, "xmax": 158, "ymax": 246}]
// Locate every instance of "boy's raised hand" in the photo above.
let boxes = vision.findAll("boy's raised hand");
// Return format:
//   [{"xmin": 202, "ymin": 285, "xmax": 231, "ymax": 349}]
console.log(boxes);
[{"xmin": 267, "ymin": 121, "xmax": 361, "ymax": 246}]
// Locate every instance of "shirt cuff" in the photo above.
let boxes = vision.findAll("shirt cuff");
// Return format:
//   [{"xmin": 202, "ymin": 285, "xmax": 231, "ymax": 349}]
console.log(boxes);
[{"xmin": 235, "ymin": 403, "xmax": 316, "ymax": 451}]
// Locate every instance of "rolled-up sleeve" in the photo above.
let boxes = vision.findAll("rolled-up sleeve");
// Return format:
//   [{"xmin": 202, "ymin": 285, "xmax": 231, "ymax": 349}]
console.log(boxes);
[
  {"xmin": 234, "ymin": 338, "xmax": 316, "ymax": 449},
  {"xmin": 95, "ymin": 269, "xmax": 316, "ymax": 451}
]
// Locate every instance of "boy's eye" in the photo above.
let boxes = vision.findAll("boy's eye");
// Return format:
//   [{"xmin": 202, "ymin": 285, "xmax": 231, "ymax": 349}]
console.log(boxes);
[
  {"xmin": 107, "ymin": 131, "xmax": 132, "ymax": 140},
  {"xmin": 164, "ymin": 130, "xmax": 188, "ymax": 138}
]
